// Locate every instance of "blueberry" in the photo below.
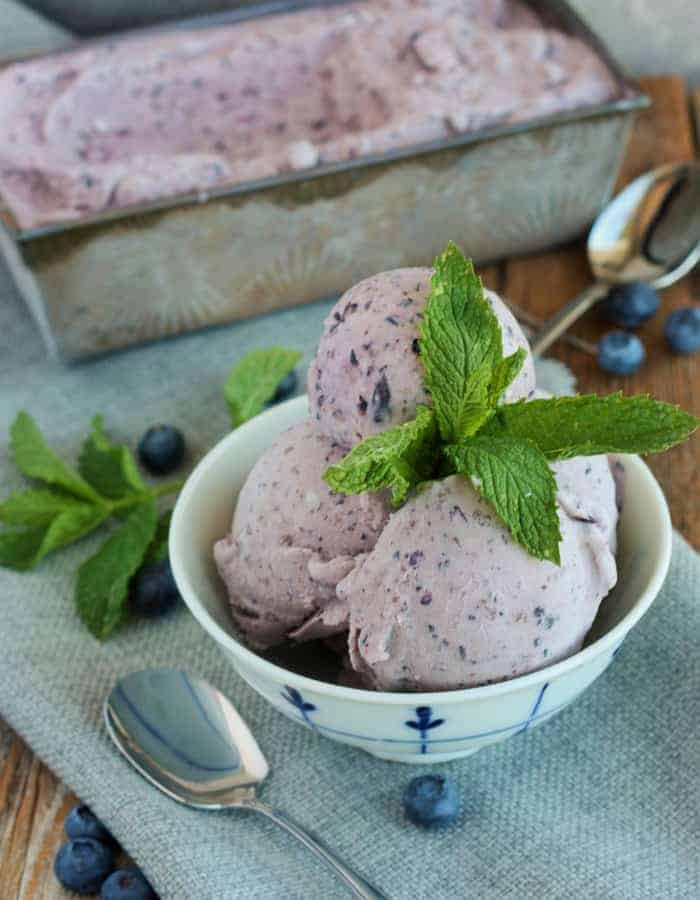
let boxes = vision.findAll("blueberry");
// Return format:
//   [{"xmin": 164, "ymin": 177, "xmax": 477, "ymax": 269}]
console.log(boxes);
[
  {"xmin": 130, "ymin": 558, "xmax": 180, "ymax": 618},
  {"xmin": 101, "ymin": 868, "xmax": 158, "ymax": 900},
  {"xmin": 270, "ymin": 369, "xmax": 298, "ymax": 404},
  {"xmin": 402, "ymin": 774, "xmax": 459, "ymax": 827},
  {"xmin": 664, "ymin": 307, "xmax": 700, "ymax": 354},
  {"xmin": 138, "ymin": 425, "xmax": 185, "ymax": 475},
  {"xmin": 597, "ymin": 331, "xmax": 645, "ymax": 375},
  {"xmin": 54, "ymin": 838, "xmax": 114, "ymax": 895},
  {"xmin": 65, "ymin": 804, "xmax": 113, "ymax": 844},
  {"xmin": 602, "ymin": 282, "xmax": 660, "ymax": 328}
]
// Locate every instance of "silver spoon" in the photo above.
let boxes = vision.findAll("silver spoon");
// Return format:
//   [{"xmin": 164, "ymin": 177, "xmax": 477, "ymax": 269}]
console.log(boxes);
[
  {"xmin": 105, "ymin": 668, "xmax": 387, "ymax": 900},
  {"xmin": 532, "ymin": 161, "xmax": 700, "ymax": 355}
]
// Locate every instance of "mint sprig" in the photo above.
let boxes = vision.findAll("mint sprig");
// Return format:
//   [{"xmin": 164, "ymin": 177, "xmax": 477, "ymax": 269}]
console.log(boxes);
[
  {"xmin": 324, "ymin": 405, "xmax": 438, "ymax": 505},
  {"xmin": 0, "ymin": 412, "xmax": 182, "ymax": 637},
  {"xmin": 324, "ymin": 243, "xmax": 698, "ymax": 563},
  {"xmin": 225, "ymin": 347, "xmax": 301, "ymax": 428}
]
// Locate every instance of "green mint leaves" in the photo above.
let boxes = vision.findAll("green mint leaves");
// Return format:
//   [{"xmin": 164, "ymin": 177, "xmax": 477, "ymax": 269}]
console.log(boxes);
[
  {"xmin": 419, "ymin": 244, "xmax": 525, "ymax": 442},
  {"xmin": 224, "ymin": 347, "xmax": 301, "ymax": 428},
  {"xmin": 481, "ymin": 393, "xmax": 698, "ymax": 460},
  {"xmin": 79, "ymin": 415, "xmax": 146, "ymax": 500},
  {"xmin": 324, "ymin": 242, "xmax": 698, "ymax": 563},
  {"xmin": 445, "ymin": 436, "xmax": 562, "ymax": 564},
  {"xmin": 0, "ymin": 413, "xmax": 182, "ymax": 638},
  {"xmin": 76, "ymin": 499, "xmax": 158, "ymax": 640},
  {"xmin": 10, "ymin": 411, "xmax": 102, "ymax": 504},
  {"xmin": 324, "ymin": 405, "xmax": 439, "ymax": 505}
]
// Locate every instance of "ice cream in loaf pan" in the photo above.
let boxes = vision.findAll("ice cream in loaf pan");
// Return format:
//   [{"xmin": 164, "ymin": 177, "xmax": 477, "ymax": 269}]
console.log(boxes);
[{"xmin": 0, "ymin": 0, "xmax": 620, "ymax": 229}]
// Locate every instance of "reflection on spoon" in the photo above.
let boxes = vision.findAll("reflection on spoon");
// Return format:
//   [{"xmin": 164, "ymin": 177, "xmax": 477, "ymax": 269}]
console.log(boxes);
[{"xmin": 532, "ymin": 162, "xmax": 700, "ymax": 355}]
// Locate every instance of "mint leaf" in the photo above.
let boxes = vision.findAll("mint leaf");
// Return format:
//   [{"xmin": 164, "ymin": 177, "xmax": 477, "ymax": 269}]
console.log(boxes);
[
  {"xmin": 224, "ymin": 347, "xmax": 301, "ymax": 428},
  {"xmin": 0, "ymin": 489, "xmax": 88, "ymax": 526},
  {"xmin": 0, "ymin": 505, "xmax": 109, "ymax": 571},
  {"xmin": 482, "ymin": 393, "xmax": 699, "ymax": 460},
  {"xmin": 324, "ymin": 405, "xmax": 438, "ymax": 505},
  {"xmin": 419, "ymin": 243, "xmax": 504, "ymax": 443},
  {"xmin": 10, "ymin": 412, "xmax": 102, "ymax": 504},
  {"xmin": 0, "ymin": 526, "xmax": 47, "ymax": 570},
  {"xmin": 79, "ymin": 415, "xmax": 145, "ymax": 500},
  {"xmin": 486, "ymin": 348, "xmax": 527, "ymax": 407},
  {"xmin": 446, "ymin": 435, "xmax": 562, "ymax": 564},
  {"xmin": 75, "ymin": 499, "xmax": 157, "ymax": 639}
]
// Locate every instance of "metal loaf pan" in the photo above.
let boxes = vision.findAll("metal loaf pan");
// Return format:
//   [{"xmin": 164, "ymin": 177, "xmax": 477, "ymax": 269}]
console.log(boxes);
[{"xmin": 0, "ymin": 0, "xmax": 649, "ymax": 360}]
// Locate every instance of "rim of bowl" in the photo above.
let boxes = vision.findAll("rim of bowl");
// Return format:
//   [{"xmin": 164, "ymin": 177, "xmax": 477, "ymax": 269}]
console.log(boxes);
[{"xmin": 171, "ymin": 396, "xmax": 672, "ymax": 705}]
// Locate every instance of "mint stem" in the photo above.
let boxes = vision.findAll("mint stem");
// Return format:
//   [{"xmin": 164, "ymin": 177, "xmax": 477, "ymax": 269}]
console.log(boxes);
[
  {"xmin": 108, "ymin": 479, "xmax": 183, "ymax": 512},
  {"xmin": 150, "ymin": 479, "xmax": 185, "ymax": 498}
]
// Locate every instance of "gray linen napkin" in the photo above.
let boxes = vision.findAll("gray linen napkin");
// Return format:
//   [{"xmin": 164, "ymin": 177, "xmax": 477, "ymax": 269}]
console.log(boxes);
[{"xmin": 1, "ymin": 250, "xmax": 700, "ymax": 898}]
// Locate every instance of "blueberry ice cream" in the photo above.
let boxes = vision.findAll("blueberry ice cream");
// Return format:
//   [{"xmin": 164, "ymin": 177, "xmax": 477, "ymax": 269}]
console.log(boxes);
[
  {"xmin": 308, "ymin": 267, "xmax": 535, "ymax": 446},
  {"xmin": 337, "ymin": 464, "xmax": 617, "ymax": 691},
  {"xmin": 0, "ymin": 0, "xmax": 619, "ymax": 229},
  {"xmin": 214, "ymin": 420, "xmax": 390, "ymax": 648}
]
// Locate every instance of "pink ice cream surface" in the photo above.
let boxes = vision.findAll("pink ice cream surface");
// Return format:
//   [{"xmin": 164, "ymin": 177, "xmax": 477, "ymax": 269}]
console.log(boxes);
[
  {"xmin": 308, "ymin": 267, "xmax": 535, "ymax": 446},
  {"xmin": 213, "ymin": 420, "xmax": 390, "ymax": 650},
  {"xmin": 0, "ymin": 0, "xmax": 619, "ymax": 229},
  {"xmin": 337, "ymin": 459, "xmax": 618, "ymax": 691}
]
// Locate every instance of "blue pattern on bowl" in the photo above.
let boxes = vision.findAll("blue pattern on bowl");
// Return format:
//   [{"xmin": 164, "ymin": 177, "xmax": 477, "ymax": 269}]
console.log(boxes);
[
  {"xmin": 278, "ymin": 683, "xmax": 577, "ymax": 753},
  {"xmin": 405, "ymin": 707, "xmax": 446, "ymax": 755}
]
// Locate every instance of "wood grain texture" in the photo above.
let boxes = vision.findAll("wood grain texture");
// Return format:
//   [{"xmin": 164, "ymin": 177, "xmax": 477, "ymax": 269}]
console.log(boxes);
[
  {"xmin": 0, "ymin": 720, "xmax": 76, "ymax": 898},
  {"xmin": 0, "ymin": 75, "xmax": 698, "ymax": 897}
]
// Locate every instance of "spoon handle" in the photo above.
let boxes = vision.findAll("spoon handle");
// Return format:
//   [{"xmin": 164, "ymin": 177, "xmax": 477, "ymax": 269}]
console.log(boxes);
[
  {"xmin": 242, "ymin": 798, "xmax": 388, "ymax": 899},
  {"xmin": 531, "ymin": 282, "xmax": 609, "ymax": 356}
]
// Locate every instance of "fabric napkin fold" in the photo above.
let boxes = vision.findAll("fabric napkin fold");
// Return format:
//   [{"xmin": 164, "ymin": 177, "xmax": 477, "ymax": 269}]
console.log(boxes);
[{"xmin": 1, "ymin": 253, "xmax": 700, "ymax": 898}]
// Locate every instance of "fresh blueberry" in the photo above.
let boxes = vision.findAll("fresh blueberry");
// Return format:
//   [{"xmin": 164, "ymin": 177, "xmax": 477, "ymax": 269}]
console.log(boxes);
[
  {"xmin": 402, "ymin": 774, "xmax": 459, "ymax": 827},
  {"xmin": 54, "ymin": 838, "xmax": 115, "ymax": 895},
  {"xmin": 130, "ymin": 558, "xmax": 180, "ymax": 618},
  {"xmin": 270, "ymin": 369, "xmax": 298, "ymax": 404},
  {"xmin": 65, "ymin": 804, "xmax": 114, "ymax": 845},
  {"xmin": 597, "ymin": 331, "xmax": 645, "ymax": 375},
  {"xmin": 602, "ymin": 282, "xmax": 660, "ymax": 328},
  {"xmin": 137, "ymin": 425, "xmax": 185, "ymax": 475},
  {"xmin": 101, "ymin": 868, "xmax": 158, "ymax": 900},
  {"xmin": 664, "ymin": 307, "xmax": 700, "ymax": 353}
]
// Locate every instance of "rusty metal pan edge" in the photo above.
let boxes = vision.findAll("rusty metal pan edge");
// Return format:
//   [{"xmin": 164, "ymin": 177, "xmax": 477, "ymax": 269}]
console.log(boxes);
[{"xmin": 2, "ymin": 0, "xmax": 649, "ymax": 243}]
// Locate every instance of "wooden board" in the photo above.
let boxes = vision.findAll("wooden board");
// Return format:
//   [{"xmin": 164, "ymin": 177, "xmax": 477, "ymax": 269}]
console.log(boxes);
[{"xmin": 1, "ymin": 75, "xmax": 699, "ymax": 897}]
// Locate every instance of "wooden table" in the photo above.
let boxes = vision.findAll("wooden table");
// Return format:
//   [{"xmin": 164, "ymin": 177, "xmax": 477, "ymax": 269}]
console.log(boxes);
[{"xmin": 2, "ymin": 76, "xmax": 699, "ymax": 897}]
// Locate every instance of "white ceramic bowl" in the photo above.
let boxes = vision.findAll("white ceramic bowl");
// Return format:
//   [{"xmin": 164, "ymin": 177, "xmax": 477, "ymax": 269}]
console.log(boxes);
[{"xmin": 170, "ymin": 396, "xmax": 671, "ymax": 764}]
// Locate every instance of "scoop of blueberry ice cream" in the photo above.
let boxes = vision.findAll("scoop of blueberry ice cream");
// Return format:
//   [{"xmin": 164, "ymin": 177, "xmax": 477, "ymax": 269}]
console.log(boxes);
[
  {"xmin": 307, "ymin": 267, "xmax": 535, "ymax": 447},
  {"xmin": 337, "ymin": 460, "xmax": 618, "ymax": 691},
  {"xmin": 214, "ymin": 420, "xmax": 391, "ymax": 649}
]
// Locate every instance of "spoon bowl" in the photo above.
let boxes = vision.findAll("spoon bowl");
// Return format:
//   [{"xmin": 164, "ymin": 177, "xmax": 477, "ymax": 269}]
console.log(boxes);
[
  {"xmin": 105, "ymin": 669, "xmax": 268, "ymax": 809},
  {"xmin": 105, "ymin": 669, "xmax": 386, "ymax": 899},
  {"xmin": 533, "ymin": 161, "xmax": 700, "ymax": 354}
]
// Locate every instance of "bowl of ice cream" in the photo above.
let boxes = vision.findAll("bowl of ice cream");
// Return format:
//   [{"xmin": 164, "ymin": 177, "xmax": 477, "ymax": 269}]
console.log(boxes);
[{"xmin": 170, "ymin": 390, "xmax": 671, "ymax": 763}]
